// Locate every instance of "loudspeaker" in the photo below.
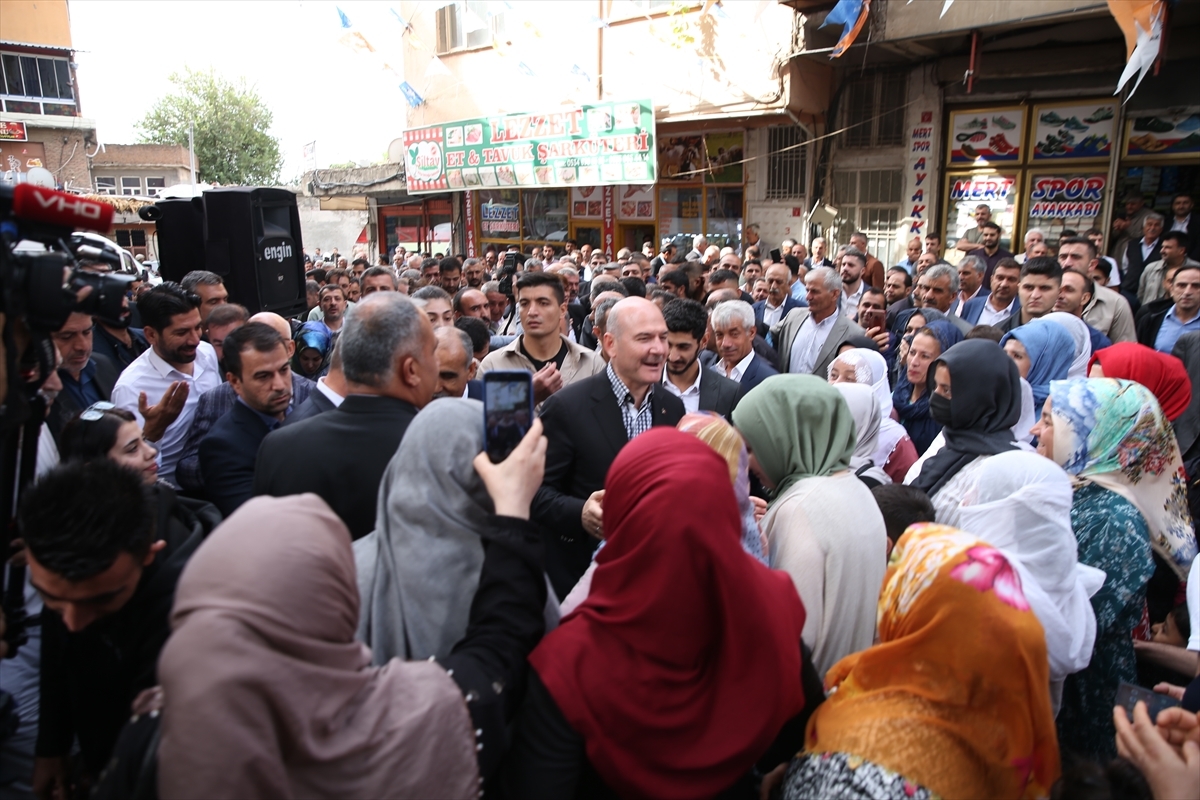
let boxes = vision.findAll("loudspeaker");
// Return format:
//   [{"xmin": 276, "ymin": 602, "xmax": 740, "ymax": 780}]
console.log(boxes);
[
  {"xmin": 143, "ymin": 198, "xmax": 205, "ymax": 282},
  {"xmin": 201, "ymin": 188, "xmax": 306, "ymax": 317}
]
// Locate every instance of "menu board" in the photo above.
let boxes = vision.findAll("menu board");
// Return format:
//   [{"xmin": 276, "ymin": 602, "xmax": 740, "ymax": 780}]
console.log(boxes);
[
  {"xmin": 1030, "ymin": 101, "xmax": 1116, "ymax": 161},
  {"xmin": 403, "ymin": 99, "xmax": 656, "ymax": 194},
  {"xmin": 947, "ymin": 107, "xmax": 1025, "ymax": 165}
]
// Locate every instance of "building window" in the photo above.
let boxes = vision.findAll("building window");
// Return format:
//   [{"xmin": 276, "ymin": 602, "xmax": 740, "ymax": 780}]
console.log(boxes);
[
  {"xmin": 765, "ymin": 125, "xmax": 808, "ymax": 200},
  {"xmin": 95, "ymin": 177, "xmax": 117, "ymax": 195},
  {"xmin": 114, "ymin": 230, "xmax": 147, "ymax": 248},
  {"xmin": 842, "ymin": 71, "xmax": 906, "ymax": 149},
  {"xmin": 832, "ymin": 168, "xmax": 903, "ymax": 257},
  {"xmin": 436, "ymin": 2, "xmax": 506, "ymax": 54},
  {"xmin": 0, "ymin": 52, "xmax": 74, "ymax": 103},
  {"xmin": 145, "ymin": 177, "xmax": 166, "ymax": 197},
  {"xmin": 121, "ymin": 177, "xmax": 141, "ymax": 196}
]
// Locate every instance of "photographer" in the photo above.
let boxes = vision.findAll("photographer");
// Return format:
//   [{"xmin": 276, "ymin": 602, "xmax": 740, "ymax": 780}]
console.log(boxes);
[{"xmin": 20, "ymin": 460, "xmax": 211, "ymax": 799}]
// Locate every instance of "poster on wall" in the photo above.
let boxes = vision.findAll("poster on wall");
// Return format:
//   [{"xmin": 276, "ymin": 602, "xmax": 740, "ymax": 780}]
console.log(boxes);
[
  {"xmin": 1123, "ymin": 110, "xmax": 1200, "ymax": 159},
  {"xmin": 616, "ymin": 185, "xmax": 655, "ymax": 220},
  {"xmin": 570, "ymin": 186, "xmax": 604, "ymax": 219},
  {"xmin": 0, "ymin": 141, "xmax": 47, "ymax": 184},
  {"xmin": 704, "ymin": 132, "xmax": 744, "ymax": 184},
  {"xmin": 0, "ymin": 122, "xmax": 28, "ymax": 142},
  {"xmin": 1025, "ymin": 172, "xmax": 1107, "ymax": 244},
  {"xmin": 943, "ymin": 172, "xmax": 1020, "ymax": 253},
  {"xmin": 658, "ymin": 135, "xmax": 705, "ymax": 182},
  {"xmin": 947, "ymin": 107, "xmax": 1024, "ymax": 165},
  {"xmin": 1030, "ymin": 101, "xmax": 1116, "ymax": 161},
  {"xmin": 402, "ymin": 98, "xmax": 656, "ymax": 194}
]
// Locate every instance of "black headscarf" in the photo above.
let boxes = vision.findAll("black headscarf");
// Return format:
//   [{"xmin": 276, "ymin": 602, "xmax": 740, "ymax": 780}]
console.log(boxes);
[{"xmin": 912, "ymin": 339, "xmax": 1022, "ymax": 496}]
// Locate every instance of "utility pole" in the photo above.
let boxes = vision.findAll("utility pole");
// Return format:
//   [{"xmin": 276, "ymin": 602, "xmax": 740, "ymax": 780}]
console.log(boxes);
[{"xmin": 188, "ymin": 120, "xmax": 197, "ymax": 185}]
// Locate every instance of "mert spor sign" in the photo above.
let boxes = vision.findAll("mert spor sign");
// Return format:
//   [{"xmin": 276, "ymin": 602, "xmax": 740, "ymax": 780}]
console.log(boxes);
[
  {"xmin": 1028, "ymin": 174, "xmax": 1106, "ymax": 219},
  {"xmin": 403, "ymin": 99, "xmax": 656, "ymax": 195},
  {"xmin": 949, "ymin": 176, "xmax": 1016, "ymax": 202}
]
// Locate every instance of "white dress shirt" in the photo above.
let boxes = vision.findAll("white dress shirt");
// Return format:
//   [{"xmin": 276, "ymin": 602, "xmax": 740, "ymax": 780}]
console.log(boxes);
[
  {"xmin": 723, "ymin": 350, "xmax": 756, "ymax": 383},
  {"xmin": 840, "ymin": 282, "xmax": 864, "ymax": 321},
  {"xmin": 315, "ymin": 376, "xmax": 346, "ymax": 407},
  {"xmin": 762, "ymin": 300, "xmax": 787, "ymax": 328},
  {"xmin": 111, "ymin": 342, "xmax": 221, "ymax": 487},
  {"xmin": 661, "ymin": 366, "xmax": 703, "ymax": 414},
  {"xmin": 977, "ymin": 296, "xmax": 1018, "ymax": 327},
  {"xmin": 951, "ymin": 285, "xmax": 983, "ymax": 317},
  {"xmin": 789, "ymin": 309, "xmax": 839, "ymax": 375}
]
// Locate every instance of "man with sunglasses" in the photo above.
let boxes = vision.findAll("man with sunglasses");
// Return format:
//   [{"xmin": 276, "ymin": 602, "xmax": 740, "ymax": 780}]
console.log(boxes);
[{"xmin": 111, "ymin": 283, "xmax": 222, "ymax": 487}]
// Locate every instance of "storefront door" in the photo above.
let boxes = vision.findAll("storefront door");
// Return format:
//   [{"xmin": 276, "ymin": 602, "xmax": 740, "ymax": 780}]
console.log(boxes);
[{"xmin": 619, "ymin": 223, "xmax": 656, "ymax": 253}]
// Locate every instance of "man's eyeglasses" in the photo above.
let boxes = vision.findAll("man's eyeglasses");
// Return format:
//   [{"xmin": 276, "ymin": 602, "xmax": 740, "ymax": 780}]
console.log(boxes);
[{"xmin": 80, "ymin": 401, "xmax": 116, "ymax": 421}]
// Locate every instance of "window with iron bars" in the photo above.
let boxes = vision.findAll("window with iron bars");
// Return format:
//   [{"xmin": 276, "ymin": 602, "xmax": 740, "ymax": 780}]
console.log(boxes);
[
  {"xmin": 841, "ymin": 71, "xmax": 906, "ymax": 149},
  {"xmin": 764, "ymin": 125, "xmax": 808, "ymax": 200},
  {"xmin": 831, "ymin": 169, "xmax": 903, "ymax": 258}
]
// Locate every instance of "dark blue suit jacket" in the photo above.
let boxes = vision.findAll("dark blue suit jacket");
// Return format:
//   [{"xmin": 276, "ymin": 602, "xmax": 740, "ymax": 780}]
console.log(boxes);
[
  {"xmin": 960, "ymin": 292, "xmax": 1021, "ymax": 326},
  {"xmin": 467, "ymin": 379, "xmax": 484, "ymax": 400},
  {"xmin": 734, "ymin": 353, "xmax": 778, "ymax": 393},
  {"xmin": 199, "ymin": 400, "xmax": 277, "ymax": 518},
  {"xmin": 752, "ymin": 295, "xmax": 807, "ymax": 330}
]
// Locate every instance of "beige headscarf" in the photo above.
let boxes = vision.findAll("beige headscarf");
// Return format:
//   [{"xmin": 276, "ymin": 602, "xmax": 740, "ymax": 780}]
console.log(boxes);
[{"xmin": 157, "ymin": 494, "xmax": 480, "ymax": 800}]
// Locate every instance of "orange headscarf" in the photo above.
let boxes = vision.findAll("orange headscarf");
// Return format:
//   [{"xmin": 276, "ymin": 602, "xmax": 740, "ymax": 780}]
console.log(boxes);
[{"xmin": 805, "ymin": 524, "xmax": 1060, "ymax": 799}]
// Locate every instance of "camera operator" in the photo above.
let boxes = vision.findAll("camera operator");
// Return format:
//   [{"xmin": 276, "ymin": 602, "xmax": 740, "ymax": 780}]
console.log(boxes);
[
  {"xmin": 47, "ymin": 312, "xmax": 119, "ymax": 440},
  {"xmin": 111, "ymin": 283, "xmax": 222, "ymax": 487},
  {"xmin": 20, "ymin": 460, "xmax": 211, "ymax": 799}
]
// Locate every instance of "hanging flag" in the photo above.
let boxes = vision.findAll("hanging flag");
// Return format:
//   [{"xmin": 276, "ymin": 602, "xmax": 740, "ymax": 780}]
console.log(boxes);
[
  {"xmin": 820, "ymin": 0, "xmax": 871, "ymax": 59},
  {"xmin": 517, "ymin": 61, "xmax": 536, "ymax": 77},
  {"xmin": 389, "ymin": 8, "xmax": 412, "ymax": 32},
  {"xmin": 399, "ymin": 82, "xmax": 424, "ymax": 108},
  {"xmin": 570, "ymin": 64, "xmax": 592, "ymax": 83},
  {"xmin": 589, "ymin": 15, "xmax": 610, "ymax": 28},
  {"xmin": 426, "ymin": 56, "xmax": 452, "ymax": 78},
  {"xmin": 462, "ymin": 8, "xmax": 488, "ymax": 33},
  {"xmin": 302, "ymin": 141, "xmax": 316, "ymax": 159},
  {"xmin": 1109, "ymin": 0, "xmax": 1165, "ymax": 98},
  {"xmin": 940, "ymin": 0, "xmax": 954, "ymax": 18},
  {"xmin": 337, "ymin": 7, "xmax": 352, "ymax": 28}
]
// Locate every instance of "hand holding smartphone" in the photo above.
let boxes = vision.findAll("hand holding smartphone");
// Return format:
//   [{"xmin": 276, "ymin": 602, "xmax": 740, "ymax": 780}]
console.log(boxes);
[{"xmin": 484, "ymin": 371, "xmax": 534, "ymax": 463}]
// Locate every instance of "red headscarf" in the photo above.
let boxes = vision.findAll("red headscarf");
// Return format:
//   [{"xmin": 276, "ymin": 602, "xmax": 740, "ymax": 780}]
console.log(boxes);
[
  {"xmin": 529, "ymin": 429, "xmax": 808, "ymax": 799},
  {"xmin": 1089, "ymin": 342, "xmax": 1192, "ymax": 421}
]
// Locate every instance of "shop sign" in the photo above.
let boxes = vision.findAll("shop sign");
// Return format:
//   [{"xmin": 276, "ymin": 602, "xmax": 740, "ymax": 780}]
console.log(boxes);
[
  {"xmin": 1123, "ymin": 109, "xmax": 1200, "ymax": 160},
  {"xmin": 571, "ymin": 186, "xmax": 604, "ymax": 219},
  {"xmin": 603, "ymin": 186, "xmax": 614, "ymax": 257},
  {"xmin": 1027, "ymin": 174, "xmax": 1106, "ymax": 219},
  {"xmin": 480, "ymin": 201, "xmax": 520, "ymax": 235},
  {"xmin": 1030, "ymin": 101, "xmax": 1116, "ymax": 162},
  {"xmin": 947, "ymin": 107, "xmax": 1024, "ymax": 165},
  {"xmin": 0, "ymin": 141, "xmax": 47, "ymax": 184},
  {"xmin": 948, "ymin": 175, "xmax": 1017, "ymax": 202},
  {"xmin": 0, "ymin": 121, "xmax": 27, "ymax": 142},
  {"xmin": 464, "ymin": 191, "xmax": 477, "ymax": 257},
  {"xmin": 403, "ymin": 99, "xmax": 656, "ymax": 195}
]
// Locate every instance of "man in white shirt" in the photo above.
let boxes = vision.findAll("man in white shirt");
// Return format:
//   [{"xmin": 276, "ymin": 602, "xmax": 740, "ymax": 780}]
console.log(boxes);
[
  {"xmin": 838, "ymin": 248, "xmax": 867, "ymax": 322},
  {"xmin": 111, "ymin": 282, "xmax": 222, "ymax": 487},
  {"xmin": 952, "ymin": 255, "xmax": 987, "ymax": 316},
  {"xmin": 1014, "ymin": 228, "xmax": 1044, "ymax": 264},
  {"xmin": 770, "ymin": 267, "xmax": 861, "ymax": 377},
  {"xmin": 712, "ymin": 300, "xmax": 777, "ymax": 392},
  {"xmin": 661, "ymin": 297, "xmax": 740, "ymax": 417}
]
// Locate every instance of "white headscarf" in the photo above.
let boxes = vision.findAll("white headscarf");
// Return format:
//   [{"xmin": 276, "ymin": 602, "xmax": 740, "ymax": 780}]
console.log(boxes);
[
  {"xmin": 833, "ymin": 383, "xmax": 892, "ymax": 485},
  {"xmin": 957, "ymin": 450, "xmax": 1105, "ymax": 710},
  {"xmin": 1013, "ymin": 377, "xmax": 1036, "ymax": 445},
  {"xmin": 1042, "ymin": 312, "xmax": 1093, "ymax": 378},
  {"xmin": 830, "ymin": 348, "xmax": 906, "ymax": 470}
]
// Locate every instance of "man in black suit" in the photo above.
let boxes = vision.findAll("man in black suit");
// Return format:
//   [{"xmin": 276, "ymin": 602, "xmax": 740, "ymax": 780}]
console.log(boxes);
[
  {"xmin": 753, "ymin": 263, "xmax": 807, "ymax": 335},
  {"xmin": 255, "ymin": 293, "xmax": 439, "ymax": 539},
  {"xmin": 534, "ymin": 297, "xmax": 685, "ymax": 597},
  {"xmin": 199, "ymin": 323, "xmax": 293, "ymax": 517},
  {"xmin": 286, "ymin": 342, "xmax": 347, "ymax": 425},
  {"xmin": 1121, "ymin": 212, "xmax": 1164, "ymax": 309},
  {"xmin": 48, "ymin": 311, "xmax": 120, "ymax": 439},
  {"xmin": 661, "ymin": 297, "xmax": 741, "ymax": 418}
]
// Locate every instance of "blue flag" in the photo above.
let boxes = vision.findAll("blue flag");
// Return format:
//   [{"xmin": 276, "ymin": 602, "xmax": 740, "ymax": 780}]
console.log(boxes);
[
  {"xmin": 337, "ymin": 7, "xmax": 352, "ymax": 28},
  {"xmin": 399, "ymin": 82, "xmax": 424, "ymax": 108}
]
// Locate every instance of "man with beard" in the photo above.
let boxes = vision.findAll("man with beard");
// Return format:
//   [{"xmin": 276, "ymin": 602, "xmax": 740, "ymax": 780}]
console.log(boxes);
[
  {"xmin": 462, "ymin": 257, "xmax": 486, "ymax": 289},
  {"xmin": 661, "ymin": 297, "xmax": 740, "ymax": 417},
  {"xmin": 112, "ymin": 282, "xmax": 222, "ymax": 487},
  {"xmin": 198, "ymin": 324, "xmax": 294, "ymax": 517},
  {"xmin": 48, "ymin": 312, "xmax": 120, "ymax": 439}
]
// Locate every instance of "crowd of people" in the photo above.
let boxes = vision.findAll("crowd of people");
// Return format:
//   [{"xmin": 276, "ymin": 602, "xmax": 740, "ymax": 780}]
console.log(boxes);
[{"xmin": 2, "ymin": 197, "xmax": 1200, "ymax": 800}]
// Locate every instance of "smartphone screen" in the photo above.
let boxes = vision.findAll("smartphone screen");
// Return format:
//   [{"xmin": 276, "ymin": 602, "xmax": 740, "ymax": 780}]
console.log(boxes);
[
  {"xmin": 1114, "ymin": 681, "xmax": 1179, "ymax": 723},
  {"xmin": 770, "ymin": 248, "xmax": 782, "ymax": 262},
  {"xmin": 860, "ymin": 308, "xmax": 885, "ymax": 331},
  {"xmin": 484, "ymin": 371, "xmax": 533, "ymax": 463}
]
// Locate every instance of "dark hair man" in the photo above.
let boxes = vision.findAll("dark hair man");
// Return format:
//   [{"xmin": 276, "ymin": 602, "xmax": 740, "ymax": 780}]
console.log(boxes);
[
  {"xmin": 203, "ymin": 302, "xmax": 250, "ymax": 366},
  {"xmin": 1057, "ymin": 236, "xmax": 1138, "ymax": 343},
  {"xmin": 462, "ymin": 257, "xmax": 486, "ymax": 288},
  {"xmin": 479, "ymin": 272, "xmax": 604, "ymax": 404},
  {"xmin": 255, "ymin": 293, "xmax": 439, "ymax": 539},
  {"xmin": 21, "ymin": 460, "xmax": 211, "ymax": 790},
  {"xmin": 438, "ymin": 257, "xmax": 463, "ymax": 292},
  {"xmin": 48, "ymin": 312, "xmax": 119, "ymax": 438},
  {"xmin": 962, "ymin": 257, "xmax": 1022, "ymax": 328},
  {"xmin": 847, "ymin": 232, "xmax": 885, "ymax": 289},
  {"xmin": 198, "ymin": 323, "xmax": 293, "ymax": 517},
  {"xmin": 1001, "ymin": 256, "xmax": 1064, "ymax": 332},
  {"xmin": 661, "ymin": 298, "xmax": 741, "ymax": 417},
  {"xmin": 534, "ymin": 297, "xmax": 685, "ymax": 598},
  {"xmin": 180, "ymin": 270, "xmax": 228, "ymax": 323},
  {"xmin": 658, "ymin": 269, "xmax": 690, "ymax": 298},
  {"xmin": 350, "ymin": 257, "xmax": 369, "ymax": 279},
  {"xmin": 975, "ymin": 221, "xmax": 1014, "ymax": 286},
  {"xmin": 883, "ymin": 267, "xmax": 915, "ymax": 329},
  {"xmin": 111, "ymin": 283, "xmax": 222, "ymax": 486},
  {"xmin": 453, "ymin": 287, "xmax": 489, "ymax": 321},
  {"xmin": 318, "ymin": 285, "xmax": 348, "ymax": 334},
  {"xmin": 1139, "ymin": 265, "xmax": 1200, "ymax": 354},
  {"xmin": 361, "ymin": 266, "xmax": 398, "ymax": 296},
  {"xmin": 1139, "ymin": 232, "xmax": 1198, "ymax": 306},
  {"xmin": 454, "ymin": 316, "xmax": 491, "ymax": 363},
  {"xmin": 955, "ymin": 204, "xmax": 992, "ymax": 254},
  {"xmin": 838, "ymin": 247, "xmax": 868, "ymax": 322},
  {"xmin": 870, "ymin": 483, "xmax": 935, "ymax": 557},
  {"xmin": 420, "ymin": 257, "xmax": 440, "ymax": 285}
]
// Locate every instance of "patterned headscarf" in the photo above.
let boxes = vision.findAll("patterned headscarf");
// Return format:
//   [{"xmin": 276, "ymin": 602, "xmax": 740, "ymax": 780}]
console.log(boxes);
[{"xmin": 1047, "ymin": 378, "xmax": 1198, "ymax": 578}]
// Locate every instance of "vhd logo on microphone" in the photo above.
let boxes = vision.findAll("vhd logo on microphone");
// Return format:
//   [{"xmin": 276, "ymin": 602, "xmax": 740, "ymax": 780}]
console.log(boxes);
[{"xmin": 30, "ymin": 189, "xmax": 107, "ymax": 221}]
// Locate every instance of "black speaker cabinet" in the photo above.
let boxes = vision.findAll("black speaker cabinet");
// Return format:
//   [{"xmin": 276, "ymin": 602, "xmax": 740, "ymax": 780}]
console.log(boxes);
[
  {"xmin": 146, "ymin": 197, "xmax": 206, "ymax": 282},
  {"xmin": 201, "ymin": 187, "xmax": 306, "ymax": 317}
]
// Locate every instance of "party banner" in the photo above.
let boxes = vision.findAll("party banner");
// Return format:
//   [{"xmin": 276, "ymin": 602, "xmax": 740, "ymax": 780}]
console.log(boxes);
[{"xmin": 403, "ymin": 99, "xmax": 656, "ymax": 195}]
